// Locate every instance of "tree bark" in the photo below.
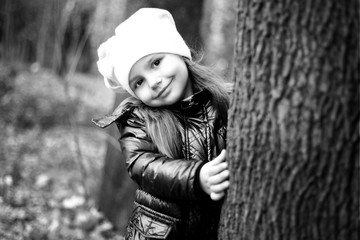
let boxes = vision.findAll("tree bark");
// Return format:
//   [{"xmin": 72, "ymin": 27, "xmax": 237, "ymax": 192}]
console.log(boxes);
[{"xmin": 219, "ymin": 0, "xmax": 359, "ymax": 239}]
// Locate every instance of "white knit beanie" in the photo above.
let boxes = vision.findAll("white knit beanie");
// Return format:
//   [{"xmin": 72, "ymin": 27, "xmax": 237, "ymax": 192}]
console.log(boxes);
[{"xmin": 97, "ymin": 8, "xmax": 192, "ymax": 97}]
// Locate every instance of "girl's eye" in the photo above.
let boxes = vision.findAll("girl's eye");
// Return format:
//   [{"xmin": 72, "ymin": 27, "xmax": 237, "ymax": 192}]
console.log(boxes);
[
  {"xmin": 152, "ymin": 59, "xmax": 161, "ymax": 67},
  {"xmin": 135, "ymin": 79, "xmax": 144, "ymax": 88}
]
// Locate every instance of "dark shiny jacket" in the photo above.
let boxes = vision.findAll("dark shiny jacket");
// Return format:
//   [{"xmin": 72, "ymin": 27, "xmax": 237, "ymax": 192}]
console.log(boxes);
[{"xmin": 93, "ymin": 90, "xmax": 227, "ymax": 240}]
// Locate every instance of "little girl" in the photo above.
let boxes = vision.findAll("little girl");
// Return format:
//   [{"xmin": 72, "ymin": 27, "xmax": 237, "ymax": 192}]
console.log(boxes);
[{"xmin": 93, "ymin": 8, "xmax": 231, "ymax": 240}]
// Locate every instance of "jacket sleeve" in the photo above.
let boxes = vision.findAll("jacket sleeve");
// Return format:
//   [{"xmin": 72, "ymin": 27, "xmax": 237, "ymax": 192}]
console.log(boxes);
[{"xmin": 117, "ymin": 109, "xmax": 204, "ymax": 202}]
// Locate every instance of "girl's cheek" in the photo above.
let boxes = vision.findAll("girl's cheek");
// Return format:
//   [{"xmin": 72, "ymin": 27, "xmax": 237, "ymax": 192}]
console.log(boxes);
[{"xmin": 143, "ymin": 91, "xmax": 152, "ymax": 101}]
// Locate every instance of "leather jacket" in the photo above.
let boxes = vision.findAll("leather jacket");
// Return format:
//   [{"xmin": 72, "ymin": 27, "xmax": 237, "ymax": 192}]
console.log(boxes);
[{"xmin": 93, "ymin": 90, "xmax": 227, "ymax": 240}]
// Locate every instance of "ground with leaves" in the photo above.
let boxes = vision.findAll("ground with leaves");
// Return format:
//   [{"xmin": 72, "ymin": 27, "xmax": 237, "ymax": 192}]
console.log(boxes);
[{"xmin": 0, "ymin": 63, "xmax": 125, "ymax": 240}]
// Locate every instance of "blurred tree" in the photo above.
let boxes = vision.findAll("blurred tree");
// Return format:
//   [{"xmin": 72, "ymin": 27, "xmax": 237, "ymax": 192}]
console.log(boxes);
[
  {"xmin": 201, "ymin": 0, "xmax": 236, "ymax": 79},
  {"xmin": 0, "ymin": 0, "xmax": 42, "ymax": 62},
  {"xmin": 96, "ymin": 0, "xmax": 206, "ymax": 233},
  {"xmin": 55, "ymin": 0, "xmax": 95, "ymax": 76},
  {"xmin": 0, "ymin": 0, "xmax": 95, "ymax": 74},
  {"xmin": 219, "ymin": 0, "xmax": 359, "ymax": 239},
  {"xmin": 92, "ymin": 0, "xmax": 133, "ymax": 233}
]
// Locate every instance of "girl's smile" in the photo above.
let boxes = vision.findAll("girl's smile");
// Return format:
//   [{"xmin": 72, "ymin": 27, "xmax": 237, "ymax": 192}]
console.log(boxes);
[
  {"xmin": 154, "ymin": 77, "xmax": 172, "ymax": 99},
  {"xmin": 129, "ymin": 53, "xmax": 193, "ymax": 107}
]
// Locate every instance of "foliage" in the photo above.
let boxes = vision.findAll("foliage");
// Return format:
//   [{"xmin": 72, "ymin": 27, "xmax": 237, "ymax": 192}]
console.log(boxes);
[
  {"xmin": 0, "ymin": 68, "xmax": 77, "ymax": 130},
  {"xmin": 0, "ymin": 61, "xmax": 122, "ymax": 240}
]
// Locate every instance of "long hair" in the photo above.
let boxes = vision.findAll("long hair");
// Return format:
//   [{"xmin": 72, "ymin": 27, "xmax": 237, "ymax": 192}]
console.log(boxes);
[
  {"xmin": 138, "ymin": 56, "xmax": 231, "ymax": 159},
  {"xmin": 183, "ymin": 57, "xmax": 231, "ymax": 129}
]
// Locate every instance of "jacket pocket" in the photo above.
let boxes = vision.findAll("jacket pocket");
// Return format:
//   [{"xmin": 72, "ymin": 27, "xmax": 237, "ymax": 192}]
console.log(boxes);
[{"xmin": 125, "ymin": 202, "xmax": 180, "ymax": 240}]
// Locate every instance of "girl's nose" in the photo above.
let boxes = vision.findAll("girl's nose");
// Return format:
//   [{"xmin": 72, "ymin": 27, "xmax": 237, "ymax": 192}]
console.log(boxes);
[{"xmin": 148, "ymin": 76, "xmax": 162, "ymax": 89}]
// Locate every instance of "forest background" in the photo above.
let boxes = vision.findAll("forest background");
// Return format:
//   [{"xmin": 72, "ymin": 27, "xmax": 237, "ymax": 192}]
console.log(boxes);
[{"xmin": 0, "ymin": 0, "xmax": 236, "ymax": 239}]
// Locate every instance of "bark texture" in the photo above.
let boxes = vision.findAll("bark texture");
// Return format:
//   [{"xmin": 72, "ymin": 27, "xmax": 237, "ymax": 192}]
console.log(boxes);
[{"xmin": 219, "ymin": 0, "xmax": 359, "ymax": 239}]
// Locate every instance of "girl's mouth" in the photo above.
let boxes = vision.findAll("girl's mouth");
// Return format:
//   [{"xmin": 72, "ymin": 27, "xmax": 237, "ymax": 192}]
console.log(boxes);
[{"xmin": 155, "ymin": 78, "xmax": 173, "ymax": 98}]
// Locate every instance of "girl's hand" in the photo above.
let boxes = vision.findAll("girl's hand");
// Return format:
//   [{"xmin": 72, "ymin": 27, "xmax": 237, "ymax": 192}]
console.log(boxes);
[{"xmin": 199, "ymin": 150, "xmax": 230, "ymax": 201}]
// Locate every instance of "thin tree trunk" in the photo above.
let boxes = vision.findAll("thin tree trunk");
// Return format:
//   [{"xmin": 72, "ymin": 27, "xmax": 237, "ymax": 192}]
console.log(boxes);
[
  {"xmin": 96, "ymin": 1, "xmax": 134, "ymax": 231},
  {"xmin": 219, "ymin": 0, "xmax": 359, "ymax": 239},
  {"xmin": 3, "ymin": 0, "xmax": 13, "ymax": 60},
  {"xmin": 201, "ymin": 0, "xmax": 236, "ymax": 77},
  {"xmin": 36, "ymin": 4, "xmax": 50, "ymax": 66}
]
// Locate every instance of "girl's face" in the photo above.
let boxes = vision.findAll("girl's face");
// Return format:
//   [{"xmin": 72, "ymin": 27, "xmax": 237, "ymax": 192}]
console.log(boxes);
[{"xmin": 129, "ymin": 53, "xmax": 193, "ymax": 107}]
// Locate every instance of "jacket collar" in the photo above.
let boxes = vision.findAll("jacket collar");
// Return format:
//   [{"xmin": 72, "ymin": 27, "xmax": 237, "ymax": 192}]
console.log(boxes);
[
  {"xmin": 91, "ymin": 96, "xmax": 140, "ymax": 128},
  {"xmin": 174, "ymin": 89, "xmax": 211, "ymax": 110}
]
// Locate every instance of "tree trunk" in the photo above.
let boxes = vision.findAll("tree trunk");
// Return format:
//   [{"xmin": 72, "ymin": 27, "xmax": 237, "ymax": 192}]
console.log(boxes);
[
  {"xmin": 98, "ymin": 0, "xmax": 204, "ymax": 232},
  {"xmin": 200, "ymin": 0, "xmax": 237, "ymax": 78},
  {"xmin": 96, "ymin": 1, "xmax": 135, "ymax": 231},
  {"xmin": 97, "ymin": 93, "xmax": 135, "ymax": 231},
  {"xmin": 219, "ymin": 0, "xmax": 359, "ymax": 239}
]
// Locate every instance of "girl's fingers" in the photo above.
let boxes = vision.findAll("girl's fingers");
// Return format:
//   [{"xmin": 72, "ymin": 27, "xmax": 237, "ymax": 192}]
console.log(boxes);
[
  {"xmin": 210, "ymin": 191, "xmax": 225, "ymax": 201},
  {"xmin": 210, "ymin": 180, "xmax": 230, "ymax": 193},
  {"xmin": 210, "ymin": 149, "xmax": 226, "ymax": 165},
  {"xmin": 207, "ymin": 162, "xmax": 228, "ymax": 175},
  {"xmin": 208, "ymin": 170, "xmax": 230, "ymax": 185},
  {"xmin": 199, "ymin": 149, "xmax": 229, "ymax": 197}
]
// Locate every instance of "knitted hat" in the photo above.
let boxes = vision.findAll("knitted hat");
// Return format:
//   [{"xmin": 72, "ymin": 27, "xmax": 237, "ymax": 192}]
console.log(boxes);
[{"xmin": 97, "ymin": 8, "xmax": 192, "ymax": 97}]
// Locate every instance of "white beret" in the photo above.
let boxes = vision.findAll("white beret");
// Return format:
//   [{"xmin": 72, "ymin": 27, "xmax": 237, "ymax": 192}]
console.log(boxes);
[{"xmin": 97, "ymin": 8, "xmax": 191, "ymax": 97}]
